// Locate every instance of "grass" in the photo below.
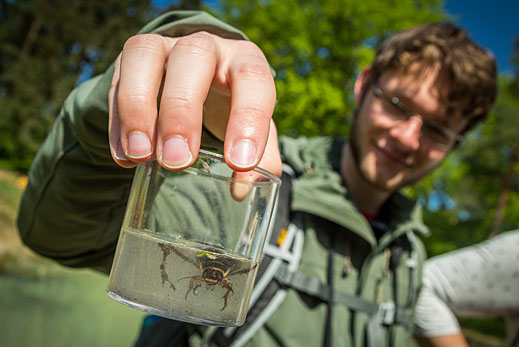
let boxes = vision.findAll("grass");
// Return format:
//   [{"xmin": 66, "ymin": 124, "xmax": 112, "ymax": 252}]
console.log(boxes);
[
  {"xmin": 0, "ymin": 169, "xmax": 39, "ymax": 275},
  {"xmin": 0, "ymin": 169, "xmax": 63, "ymax": 278}
]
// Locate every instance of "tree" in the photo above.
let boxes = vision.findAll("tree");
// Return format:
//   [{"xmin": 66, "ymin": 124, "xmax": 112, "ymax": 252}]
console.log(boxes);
[
  {"xmin": 215, "ymin": 0, "xmax": 445, "ymax": 137},
  {"xmin": 0, "ymin": 0, "xmax": 203, "ymax": 171}
]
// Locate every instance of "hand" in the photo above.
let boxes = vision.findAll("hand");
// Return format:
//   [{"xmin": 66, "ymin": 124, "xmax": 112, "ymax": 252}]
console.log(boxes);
[{"xmin": 108, "ymin": 31, "xmax": 281, "ymax": 176}]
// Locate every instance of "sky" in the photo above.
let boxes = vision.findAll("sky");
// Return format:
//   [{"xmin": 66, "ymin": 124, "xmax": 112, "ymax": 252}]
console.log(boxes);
[{"xmin": 443, "ymin": 0, "xmax": 518, "ymax": 75}]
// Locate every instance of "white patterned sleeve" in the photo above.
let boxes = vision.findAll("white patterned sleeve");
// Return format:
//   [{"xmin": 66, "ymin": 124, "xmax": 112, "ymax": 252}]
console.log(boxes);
[{"xmin": 414, "ymin": 230, "xmax": 519, "ymax": 337}]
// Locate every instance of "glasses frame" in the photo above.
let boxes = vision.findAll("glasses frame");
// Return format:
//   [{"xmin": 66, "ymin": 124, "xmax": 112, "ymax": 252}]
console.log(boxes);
[{"xmin": 372, "ymin": 82, "xmax": 464, "ymax": 149}]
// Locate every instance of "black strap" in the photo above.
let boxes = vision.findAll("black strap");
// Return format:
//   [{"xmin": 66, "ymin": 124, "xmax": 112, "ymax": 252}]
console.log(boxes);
[
  {"xmin": 133, "ymin": 317, "xmax": 189, "ymax": 347},
  {"xmin": 209, "ymin": 166, "xmax": 296, "ymax": 347},
  {"xmin": 271, "ymin": 166, "xmax": 294, "ymax": 238},
  {"xmin": 323, "ymin": 235, "xmax": 335, "ymax": 347}
]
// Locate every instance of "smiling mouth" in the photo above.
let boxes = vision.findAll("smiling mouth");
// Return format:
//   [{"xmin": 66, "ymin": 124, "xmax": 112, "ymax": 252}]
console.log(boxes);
[{"xmin": 375, "ymin": 145, "xmax": 411, "ymax": 168}]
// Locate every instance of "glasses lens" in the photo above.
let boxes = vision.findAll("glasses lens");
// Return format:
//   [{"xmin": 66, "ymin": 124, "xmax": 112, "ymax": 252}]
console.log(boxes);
[
  {"xmin": 375, "ymin": 86, "xmax": 456, "ymax": 148},
  {"xmin": 374, "ymin": 88, "xmax": 410, "ymax": 120},
  {"xmin": 422, "ymin": 123, "xmax": 452, "ymax": 147}
]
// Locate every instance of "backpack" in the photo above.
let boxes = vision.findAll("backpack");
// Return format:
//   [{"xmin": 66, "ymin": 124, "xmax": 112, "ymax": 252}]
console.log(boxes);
[{"xmin": 134, "ymin": 164, "xmax": 420, "ymax": 347}]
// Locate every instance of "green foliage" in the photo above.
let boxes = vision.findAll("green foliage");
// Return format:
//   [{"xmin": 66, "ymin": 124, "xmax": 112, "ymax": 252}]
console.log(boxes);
[
  {"xmin": 0, "ymin": 0, "xmax": 208, "ymax": 171},
  {"xmin": 459, "ymin": 317, "xmax": 506, "ymax": 343},
  {"xmin": 0, "ymin": 0, "xmax": 168, "ymax": 171},
  {"xmin": 216, "ymin": 0, "xmax": 445, "ymax": 137}
]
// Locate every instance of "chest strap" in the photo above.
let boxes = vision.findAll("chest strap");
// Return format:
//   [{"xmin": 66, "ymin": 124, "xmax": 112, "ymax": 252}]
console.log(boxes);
[{"xmin": 274, "ymin": 262, "xmax": 412, "ymax": 325}]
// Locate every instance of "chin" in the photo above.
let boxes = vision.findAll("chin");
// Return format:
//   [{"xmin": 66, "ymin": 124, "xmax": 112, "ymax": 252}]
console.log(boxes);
[
  {"xmin": 371, "ymin": 174, "xmax": 405, "ymax": 191},
  {"xmin": 359, "ymin": 162, "xmax": 398, "ymax": 191},
  {"xmin": 358, "ymin": 154, "xmax": 393, "ymax": 186}
]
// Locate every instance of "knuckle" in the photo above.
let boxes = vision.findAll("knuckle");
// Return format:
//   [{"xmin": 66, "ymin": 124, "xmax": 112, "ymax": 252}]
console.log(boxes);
[
  {"xmin": 123, "ymin": 34, "xmax": 163, "ymax": 52},
  {"xmin": 175, "ymin": 32, "xmax": 216, "ymax": 54},
  {"xmin": 236, "ymin": 60, "xmax": 272, "ymax": 81},
  {"xmin": 161, "ymin": 95, "xmax": 197, "ymax": 113},
  {"xmin": 237, "ymin": 105, "xmax": 271, "ymax": 122},
  {"xmin": 235, "ymin": 42, "xmax": 274, "ymax": 81},
  {"xmin": 117, "ymin": 91, "xmax": 154, "ymax": 113}
]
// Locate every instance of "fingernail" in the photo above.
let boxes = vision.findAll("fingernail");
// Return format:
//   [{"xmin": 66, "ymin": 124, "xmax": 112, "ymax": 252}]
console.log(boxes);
[
  {"xmin": 127, "ymin": 132, "xmax": 152, "ymax": 159},
  {"xmin": 161, "ymin": 136, "xmax": 193, "ymax": 169},
  {"xmin": 114, "ymin": 141, "xmax": 128, "ymax": 161},
  {"xmin": 229, "ymin": 139, "xmax": 257, "ymax": 168}
]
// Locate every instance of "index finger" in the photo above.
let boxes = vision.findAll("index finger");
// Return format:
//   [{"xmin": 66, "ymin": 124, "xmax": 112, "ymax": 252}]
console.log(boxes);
[{"xmin": 116, "ymin": 34, "xmax": 171, "ymax": 163}]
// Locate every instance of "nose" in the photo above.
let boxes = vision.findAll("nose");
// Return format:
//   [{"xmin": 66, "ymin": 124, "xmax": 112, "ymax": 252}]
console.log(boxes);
[{"xmin": 389, "ymin": 116, "xmax": 422, "ymax": 151}]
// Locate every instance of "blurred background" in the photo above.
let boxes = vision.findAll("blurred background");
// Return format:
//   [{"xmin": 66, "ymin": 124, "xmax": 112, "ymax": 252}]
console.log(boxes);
[{"xmin": 0, "ymin": 0, "xmax": 517, "ymax": 346}]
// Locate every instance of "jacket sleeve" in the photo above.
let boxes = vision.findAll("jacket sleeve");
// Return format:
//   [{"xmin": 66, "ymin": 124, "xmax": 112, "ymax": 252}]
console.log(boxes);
[{"xmin": 17, "ymin": 11, "xmax": 250, "ymax": 274}]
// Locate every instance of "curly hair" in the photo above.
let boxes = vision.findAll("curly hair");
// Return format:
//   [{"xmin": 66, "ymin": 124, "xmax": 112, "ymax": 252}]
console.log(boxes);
[{"xmin": 366, "ymin": 23, "xmax": 497, "ymax": 134}]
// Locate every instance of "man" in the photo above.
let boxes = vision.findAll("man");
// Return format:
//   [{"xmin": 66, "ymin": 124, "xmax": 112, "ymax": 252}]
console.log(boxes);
[{"xmin": 17, "ymin": 10, "xmax": 496, "ymax": 347}]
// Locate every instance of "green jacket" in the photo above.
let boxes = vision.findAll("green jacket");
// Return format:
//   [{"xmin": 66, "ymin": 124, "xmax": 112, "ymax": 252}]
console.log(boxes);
[{"xmin": 17, "ymin": 10, "xmax": 429, "ymax": 347}]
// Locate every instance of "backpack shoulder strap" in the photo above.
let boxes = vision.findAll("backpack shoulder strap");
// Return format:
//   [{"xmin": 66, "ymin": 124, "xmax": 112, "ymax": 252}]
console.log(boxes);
[
  {"xmin": 205, "ymin": 164, "xmax": 305, "ymax": 347},
  {"xmin": 366, "ymin": 231, "xmax": 420, "ymax": 347}
]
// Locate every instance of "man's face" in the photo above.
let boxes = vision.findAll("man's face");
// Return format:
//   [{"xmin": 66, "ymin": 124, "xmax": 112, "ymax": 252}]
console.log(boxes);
[{"xmin": 350, "ymin": 64, "xmax": 468, "ymax": 192}]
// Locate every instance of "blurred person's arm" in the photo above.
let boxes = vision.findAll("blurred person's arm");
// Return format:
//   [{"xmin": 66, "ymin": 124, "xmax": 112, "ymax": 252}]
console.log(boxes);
[
  {"xmin": 413, "ymin": 274, "xmax": 469, "ymax": 347},
  {"xmin": 414, "ymin": 230, "xmax": 519, "ymax": 346}
]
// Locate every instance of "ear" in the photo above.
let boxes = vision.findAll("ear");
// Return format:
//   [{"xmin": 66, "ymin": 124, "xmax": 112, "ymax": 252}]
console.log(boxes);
[{"xmin": 354, "ymin": 66, "xmax": 372, "ymax": 104}]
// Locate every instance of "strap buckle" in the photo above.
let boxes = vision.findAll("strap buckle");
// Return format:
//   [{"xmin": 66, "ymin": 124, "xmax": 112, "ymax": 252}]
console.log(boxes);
[{"xmin": 377, "ymin": 301, "xmax": 396, "ymax": 326}]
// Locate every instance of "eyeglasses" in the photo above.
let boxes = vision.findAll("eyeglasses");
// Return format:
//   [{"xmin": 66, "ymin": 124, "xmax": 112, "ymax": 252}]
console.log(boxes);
[{"xmin": 372, "ymin": 83, "xmax": 463, "ymax": 149}]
